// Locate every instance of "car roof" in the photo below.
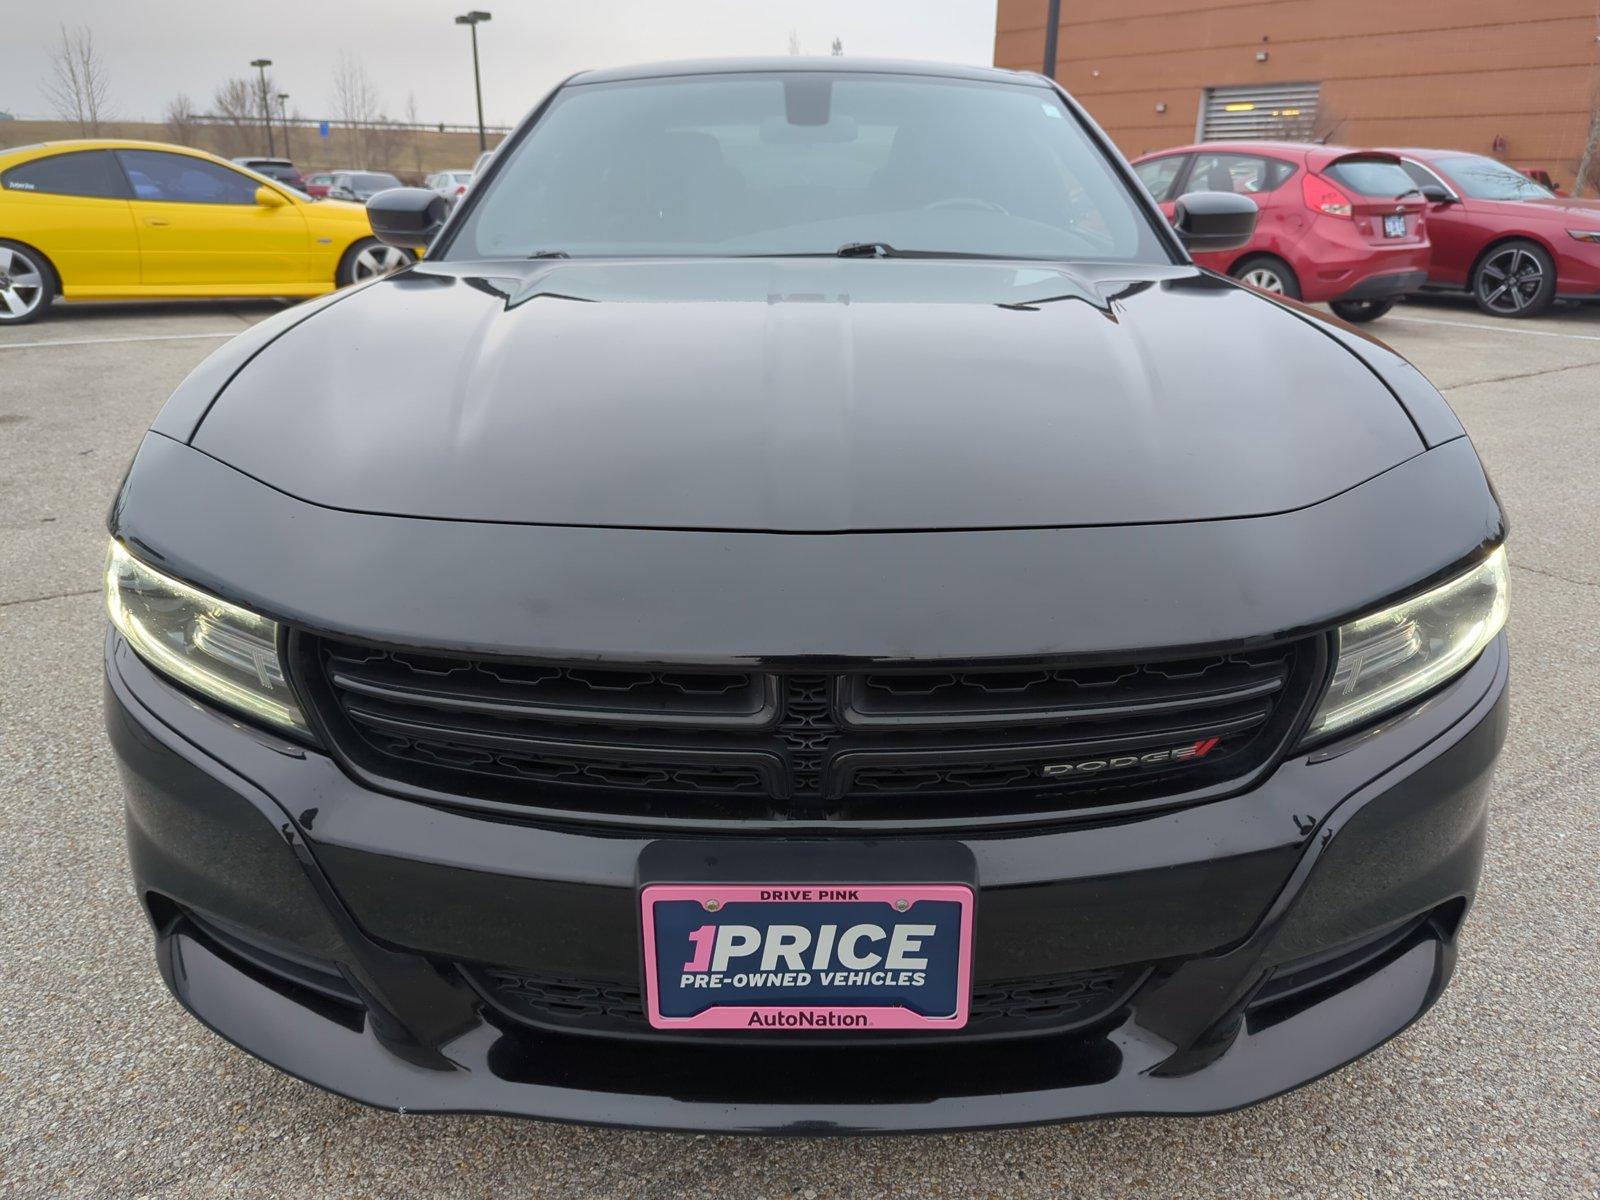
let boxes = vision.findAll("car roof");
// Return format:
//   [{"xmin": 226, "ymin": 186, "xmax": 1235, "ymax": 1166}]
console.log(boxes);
[
  {"xmin": 1381, "ymin": 148, "xmax": 1482, "ymax": 161},
  {"xmin": 569, "ymin": 56, "xmax": 1045, "ymax": 88},
  {"xmin": 1135, "ymin": 142, "xmax": 1413, "ymax": 177},
  {"xmin": 1136, "ymin": 140, "xmax": 1387, "ymax": 160},
  {"xmin": 0, "ymin": 139, "xmax": 299, "ymax": 179},
  {"xmin": 3, "ymin": 138, "xmax": 230, "ymax": 157}
]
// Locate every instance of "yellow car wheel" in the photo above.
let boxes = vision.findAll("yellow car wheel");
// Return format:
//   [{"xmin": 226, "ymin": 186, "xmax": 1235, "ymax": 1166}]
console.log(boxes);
[
  {"xmin": 337, "ymin": 238, "xmax": 415, "ymax": 288},
  {"xmin": 0, "ymin": 240, "xmax": 57, "ymax": 325}
]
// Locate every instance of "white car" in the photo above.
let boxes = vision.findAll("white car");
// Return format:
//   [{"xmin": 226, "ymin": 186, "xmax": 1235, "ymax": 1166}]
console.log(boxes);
[{"xmin": 425, "ymin": 169, "xmax": 475, "ymax": 205}]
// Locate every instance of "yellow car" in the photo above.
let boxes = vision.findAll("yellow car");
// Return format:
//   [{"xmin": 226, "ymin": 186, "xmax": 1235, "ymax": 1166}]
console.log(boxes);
[{"xmin": 0, "ymin": 139, "xmax": 414, "ymax": 324}]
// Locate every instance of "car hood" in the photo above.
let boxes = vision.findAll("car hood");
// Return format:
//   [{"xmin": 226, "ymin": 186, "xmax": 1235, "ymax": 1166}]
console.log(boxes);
[
  {"xmin": 1524, "ymin": 196, "xmax": 1600, "ymax": 221},
  {"xmin": 190, "ymin": 259, "xmax": 1424, "ymax": 532}
]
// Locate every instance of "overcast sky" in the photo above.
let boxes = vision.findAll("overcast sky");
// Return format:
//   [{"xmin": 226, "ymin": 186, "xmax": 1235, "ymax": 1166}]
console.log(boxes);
[{"xmin": 9, "ymin": 0, "xmax": 1000, "ymax": 127}]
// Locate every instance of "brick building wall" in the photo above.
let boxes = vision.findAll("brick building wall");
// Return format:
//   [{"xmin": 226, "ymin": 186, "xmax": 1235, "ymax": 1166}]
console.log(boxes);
[{"xmin": 994, "ymin": 0, "xmax": 1600, "ymax": 190}]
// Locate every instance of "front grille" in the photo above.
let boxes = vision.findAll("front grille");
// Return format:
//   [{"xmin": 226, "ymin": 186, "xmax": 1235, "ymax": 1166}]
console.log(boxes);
[
  {"xmin": 467, "ymin": 962, "xmax": 1144, "ymax": 1040},
  {"xmin": 295, "ymin": 635, "xmax": 1321, "ymax": 826}
]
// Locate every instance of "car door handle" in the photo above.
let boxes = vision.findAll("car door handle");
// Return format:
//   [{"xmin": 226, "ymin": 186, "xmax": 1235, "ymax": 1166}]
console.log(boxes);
[{"xmin": 144, "ymin": 218, "xmax": 170, "ymax": 227}]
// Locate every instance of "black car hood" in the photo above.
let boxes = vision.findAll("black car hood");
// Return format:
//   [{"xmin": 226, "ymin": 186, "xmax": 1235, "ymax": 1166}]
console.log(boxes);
[{"xmin": 190, "ymin": 259, "xmax": 1423, "ymax": 531}]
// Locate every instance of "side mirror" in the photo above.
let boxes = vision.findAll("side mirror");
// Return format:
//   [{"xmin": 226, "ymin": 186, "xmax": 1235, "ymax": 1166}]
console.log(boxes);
[
  {"xmin": 366, "ymin": 186, "xmax": 450, "ymax": 250},
  {"xmin": 254, "ymin": 185, "xmax": 287, "ymax": 208},
  {"xmin": 1419, "ymin": 184, "xmax": 1455, "ymax": 205},
  {"xmin": 1173, "ymin": 191, "xmax": 1257, "ymax": 253}
]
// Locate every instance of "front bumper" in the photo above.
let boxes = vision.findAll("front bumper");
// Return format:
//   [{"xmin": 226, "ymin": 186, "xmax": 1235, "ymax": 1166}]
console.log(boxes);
[{"xmin": 108, "ymin": 632, "xmax": 1507, "ymax": 1132}]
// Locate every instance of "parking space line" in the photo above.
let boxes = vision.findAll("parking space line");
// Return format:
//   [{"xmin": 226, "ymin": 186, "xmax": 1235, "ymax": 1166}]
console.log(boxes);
[
  {"xmin": 1387, "ymin": 314, "xmax": 1600, "ymax": 342},
  {"xmin": 0, "ymin": 331, "xmax": 239, "ymax": 351}
]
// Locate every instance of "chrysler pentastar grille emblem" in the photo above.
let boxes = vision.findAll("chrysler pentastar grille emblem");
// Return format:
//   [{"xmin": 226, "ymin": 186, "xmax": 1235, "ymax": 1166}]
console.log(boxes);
[{"xmin": 1040, "ymin": 736, "xmax": 1221, "ymax": 778}]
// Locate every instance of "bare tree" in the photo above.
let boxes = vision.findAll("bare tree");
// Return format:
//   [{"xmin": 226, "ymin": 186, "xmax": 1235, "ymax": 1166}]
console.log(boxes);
[
  {"xmin": 831, "ymin": 37, "xmax": 844, "ymax": 56},
  {"xmin": 163, "ymin": 94, "xmax": 200, "ymax": 146},
  {"xmin": 212, "ymin": 77, "xmax": 262, "ymax": 158},
  {"xmin": 42, "ymin": 24, "xmax": 113, "ymax": 134},
  {"xmin": 787, "ymin": 28, "xmax": 802, "ymax": 56},
  {"xmin": 333, "ymin": 53, "xmax": 383, "ymax": 164},
  {"xmin": 405, "ymin": 92, "xmax": 425, "ymax": 177},
  {"xmin": 1574, "ymin": 13, "xmax": 1600, "ymax": 196},
  {"xmin": 1577, "ymin": 75, "xmax": 1600, "ymax": 197}
]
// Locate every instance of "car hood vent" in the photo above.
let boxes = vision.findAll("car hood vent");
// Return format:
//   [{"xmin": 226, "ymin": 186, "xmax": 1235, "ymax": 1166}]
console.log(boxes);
[{"xmin": 191, "ymin": 259, "xmax": 1422, "ymax": 532}]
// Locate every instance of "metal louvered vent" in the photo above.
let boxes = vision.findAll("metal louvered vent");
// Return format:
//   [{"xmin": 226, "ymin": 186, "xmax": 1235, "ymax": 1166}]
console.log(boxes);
[
  {"xmin": 295, "ymin": 634, "xmax": 1322, "ymax": 828},
  {"xmin": 1199, "ymin": 82, "xmax": 1322, "ymax": 141}
]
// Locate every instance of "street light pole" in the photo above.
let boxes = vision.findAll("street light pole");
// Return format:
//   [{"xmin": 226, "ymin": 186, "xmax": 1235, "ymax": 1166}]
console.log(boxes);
[
  {"xmin": 1042, "ymin": 0, "xmax": 1061, "ymax": 81},
  {"xmin": 251, "ymin": 58, "xmax": 275, "ymax": 156},
  {"xmin": 454, "ymin": 11, "xmax": 492, "ymax": 152},
  {"xmin": 277, "ymin": 93, "xmax": 292, "ymax": 162}
]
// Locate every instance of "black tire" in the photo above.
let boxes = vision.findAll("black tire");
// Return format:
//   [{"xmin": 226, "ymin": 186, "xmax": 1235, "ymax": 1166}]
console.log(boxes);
[
  {"xmin": 336, "ymin": 237, "xmax": 416, "ymax": 288},
  {"xmin": 1472, "ymin": 239, "xmax": 1555, "ymax": 318},
  {"xmin": 1229, "ymin": 255, "xmax": 1302, "ymax": 300},
  {"xmin": 0, "ymin": 239, "xmax": 58, "ymax": 325},
  {"xmin": 1329, "ymin": 298, "xmax": 1397, "ymax": 323}
]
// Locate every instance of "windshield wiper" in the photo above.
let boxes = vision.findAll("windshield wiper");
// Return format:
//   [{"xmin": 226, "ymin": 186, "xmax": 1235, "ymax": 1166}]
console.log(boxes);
[
  {"xmin": 526, "ymin": 250, "xmax": 571, "ymax": 259},
  {"xmin": 1393, "ymin": 187, "xmax": 1422, "ymax": 200},
  {"xmin": 836, "ymin": 241, "xmax": 899, "ymax": 258},
  {"xmin": 833, "ymin": 242, "xmax": 1011, "ymax": 260}
]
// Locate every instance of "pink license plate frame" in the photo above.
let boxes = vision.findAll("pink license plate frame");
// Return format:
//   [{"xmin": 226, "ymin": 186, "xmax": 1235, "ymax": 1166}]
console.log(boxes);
[{"xmin": 640, "ymin": 883, "xmax": 974, "ymax": 1032}]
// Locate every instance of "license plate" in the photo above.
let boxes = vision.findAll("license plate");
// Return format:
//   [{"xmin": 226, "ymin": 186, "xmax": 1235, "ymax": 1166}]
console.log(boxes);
[
  {"xmin": 1383, "ymin": 214, "xmax": 1407, "ymax": 238},
  {"xmin": 641, "ymin": 883, "xmax": 973, "ymax": 1031}
]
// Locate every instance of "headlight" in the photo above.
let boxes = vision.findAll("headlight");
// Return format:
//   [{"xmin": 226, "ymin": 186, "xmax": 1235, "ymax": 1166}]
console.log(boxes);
[
  {"xmin": 105, "ymin": 540, "xmax": 308, "ymax": 733},
  {"xmin": 1305, "ymin": 546, "xmax": 1507, "ymax": 742}
]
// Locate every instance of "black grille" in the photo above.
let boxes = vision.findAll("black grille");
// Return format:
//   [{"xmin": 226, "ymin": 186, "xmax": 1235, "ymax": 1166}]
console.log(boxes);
[
  {"xmin": 467, "ymin": 963, "xmax": 1143, "ymax": 1040},
  {"xmin": 296, "ymin": 635, "xmax": 1320, "ymax": 826}
]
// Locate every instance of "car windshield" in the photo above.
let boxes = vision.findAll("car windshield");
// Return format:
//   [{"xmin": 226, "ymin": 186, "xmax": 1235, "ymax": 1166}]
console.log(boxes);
[
  {"xmin": 352, "ymin": 173, "xmax": 400, "ymax": 190},
  {"xmin": 445, "ymin": 71, "xmax": 1169, "ymax": 263},
  {"xmin": 1434, "ymin": 155, "xmax": 1554, "ymax": 201}
]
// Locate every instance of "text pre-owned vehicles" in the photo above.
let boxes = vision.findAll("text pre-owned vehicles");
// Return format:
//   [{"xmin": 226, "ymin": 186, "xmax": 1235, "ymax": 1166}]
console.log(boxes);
[
  {"xmin": 1131, "ymin": 142, "xmax": 1430, "ymax": 321},
  {"xmin": 105, "ymin": 59, "xmax": 1507, "ymax": 1132},
  {"xmin": 326, "ymin": 170, "xmax": 404, "ymax": 203},
  {"xmin": 1388, "ymin": 149, "xmax": 1600, "ymax": 317},
  {"xmin": 0, "ymin": 140, "xmax": 414, "ymax": 323}
]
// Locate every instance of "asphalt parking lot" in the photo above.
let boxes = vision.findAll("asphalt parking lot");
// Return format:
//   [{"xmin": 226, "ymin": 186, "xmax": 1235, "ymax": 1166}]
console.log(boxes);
[{"xmin": 2, "ymin": 294, "xmax": 1597, "ymax": 1199}]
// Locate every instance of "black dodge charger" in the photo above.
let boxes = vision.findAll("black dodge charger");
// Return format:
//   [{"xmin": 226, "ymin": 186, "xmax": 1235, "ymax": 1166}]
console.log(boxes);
[{"xmin": 105, "ymin": 59, "xmax": 1508, "ymax": 1131}]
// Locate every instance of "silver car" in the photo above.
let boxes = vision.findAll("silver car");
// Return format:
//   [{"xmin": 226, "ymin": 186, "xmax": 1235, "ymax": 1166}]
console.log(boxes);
[{"xmin": 426, "ymin": 169, "xmax": 475, "ymax": 205}]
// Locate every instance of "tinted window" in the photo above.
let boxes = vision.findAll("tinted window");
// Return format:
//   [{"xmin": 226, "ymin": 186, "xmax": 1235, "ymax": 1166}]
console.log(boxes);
[
  {"xmin": 117, "ymin": 150, "xmax": 260, "ymax": 204},
  {"xmin": 1323, "ymin": 160, "xmax": 1418, "ymax": 198},
  {"xmin": 1434, "ymin": 155, "xmax": 1553, "ymax": 201},
  {"xmin": 351, "ymin": 173, "xmax": 401, "ymax": 190},
  {"xmin": 448, "ymin": 72, "xmax": 1169, "ymax": 263},
  {"xmin": 1, "ymin": 150, "xmax": 127, "ymax": 199},
  {"xmin": 1133, "ymin": 155, "xmax": 1186, "ymax": 202},
  {"xmin": 1182, "ymin": 153, "xmax": 1293, "ymax": 197}
]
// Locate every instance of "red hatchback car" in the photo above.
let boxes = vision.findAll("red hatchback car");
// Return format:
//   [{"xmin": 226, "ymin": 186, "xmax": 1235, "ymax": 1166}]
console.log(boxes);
[
  {"xmin": 1387, "ymin": 149, "xmax": 1600, "ymax": 318},
  {"xmin": 1132, "ymin": 142, "xmax": 1429, "ymax": 321}
]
